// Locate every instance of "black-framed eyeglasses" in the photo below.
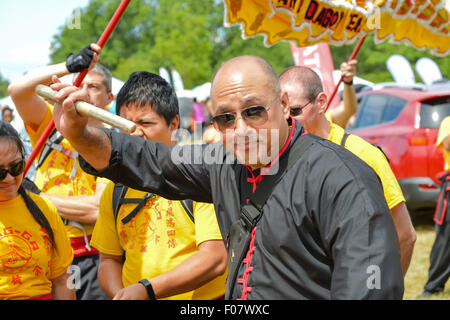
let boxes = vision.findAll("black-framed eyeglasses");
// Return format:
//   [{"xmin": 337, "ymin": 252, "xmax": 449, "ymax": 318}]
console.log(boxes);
[
  {"xmin": 212, "ymin": 103, "xmax": 273, "ymax": 132},
  {"xmin": 289, "ymin": 99, "xmax": 315, "ymax": 117},
  {"xmin": 0, "ymin": 159, "xmax": 25, "ymax": 181}
]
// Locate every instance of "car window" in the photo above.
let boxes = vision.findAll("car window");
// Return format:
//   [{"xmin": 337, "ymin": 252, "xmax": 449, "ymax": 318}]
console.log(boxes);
[
  {"xmin": 382, "ymin": 96, "xmax": 407, "ymax": 123},
  {"xmin": 420, "ymin": 96, "xmax": 450, "ymax": 128},
  {"xmin": 352, "ymin": 94, "xmax": 390, "ymax": 129}
]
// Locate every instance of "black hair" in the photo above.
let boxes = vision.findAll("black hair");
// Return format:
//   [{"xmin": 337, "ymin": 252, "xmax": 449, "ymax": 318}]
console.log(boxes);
[
  {"xmin": 0, "ymin": 121, "xmax": 55, "ymax": 248},
  {"xmin": 116, "ymin": 71, "xmax": 179, "ymax": 126}
]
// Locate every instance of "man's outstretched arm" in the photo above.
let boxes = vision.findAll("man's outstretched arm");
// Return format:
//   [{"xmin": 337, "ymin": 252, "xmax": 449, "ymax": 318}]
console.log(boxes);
[{"xmin": 51, "ymin": 77, "xmax": 112, "ymax": 171}]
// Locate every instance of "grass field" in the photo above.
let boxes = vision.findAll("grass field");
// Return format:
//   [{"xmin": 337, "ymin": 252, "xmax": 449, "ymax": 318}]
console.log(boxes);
[{"xmin": 404, "ymin": 212, "xmax": 450, "ymax": 300}]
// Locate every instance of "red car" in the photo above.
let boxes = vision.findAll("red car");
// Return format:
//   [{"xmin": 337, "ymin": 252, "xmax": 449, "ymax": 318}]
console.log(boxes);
[{"xmin": 349, "ymin": 84, "xmax": 450, "ymax": 211}]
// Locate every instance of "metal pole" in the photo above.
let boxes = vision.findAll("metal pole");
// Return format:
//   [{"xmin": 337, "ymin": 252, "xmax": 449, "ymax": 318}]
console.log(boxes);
[{"xmin": 325, "ymin": 35, "xmax": 367, "ymax": 111}]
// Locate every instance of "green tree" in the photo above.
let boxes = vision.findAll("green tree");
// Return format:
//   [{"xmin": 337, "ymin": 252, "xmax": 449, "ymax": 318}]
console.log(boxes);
[
  {"xmin": 329, "ymin": 34, "xmax": 449, "ymax": 83},
  {"xmin": 50, "ymin": 0, "xmax": 448, "ymax": 88},
  {"xmin": 0, "ymin": 72, "xmax": 9, "ymax": 98},
  {"xmin": 50, "ymin": 0, "xmax": 293, "ymax": 89}
]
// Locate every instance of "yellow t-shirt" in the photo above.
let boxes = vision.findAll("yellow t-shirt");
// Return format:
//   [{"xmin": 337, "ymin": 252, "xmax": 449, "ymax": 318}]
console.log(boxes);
[
  {"xmin": 91, "ymin": 182, "xmax": 226, "ymax": 300},
  {"xmin": 436, "ymin": 116, "xmax": 450, "ymax": 171},
  {"xmin": 25, "ymin": 103, "xmax": 101, "ymax": 238},
  {"xmin": 328, "ymin": 122, "xmax": 405, "ymax": 210},
  {"xmin": 0, "ymin": 192, "xmax": 73, "ymax": 300},
  {"xmin": 325, "ymin": 110, "xmax": 333, "ymax": 123}
]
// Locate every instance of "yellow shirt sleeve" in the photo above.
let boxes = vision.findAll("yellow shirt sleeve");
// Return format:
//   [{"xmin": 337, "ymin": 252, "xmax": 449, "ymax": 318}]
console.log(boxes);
[
  {"xmin": 192, "ymin": 202, "xmax": 224, "ymax": 247},
  {"xmin": 436, "ymin": 116, "xmax": 450, "ymax": 148},
  {"xmin": 324, "ymin": 109, "xmax": 333, "ymax": 123},
  {"xmin": 25, "ymin": 102, "xmax": 54, "ymax": 148},
  {"xmin": 90, "ymin": 182, "xmax": 123, "ymax": 256},
  {"xmin": 437, "ymin": 116, "xmax": 450, "ymax": 171},
  {"xmin": 346, "ymin": 134, "xmax": 405, "ymax": 210},
  {"xmin": 328, "ymin": 123, "xmax": 405, "ymax": 210},
  {"xmin": 96, "ymin": 177, "xmax": 111, "ymax": 185}
]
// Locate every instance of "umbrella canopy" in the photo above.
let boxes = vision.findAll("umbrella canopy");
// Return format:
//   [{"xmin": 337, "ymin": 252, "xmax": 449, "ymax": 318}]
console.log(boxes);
[{"xmin": 223, "ymin": 0, "xmax": 450, "ymax": 56}]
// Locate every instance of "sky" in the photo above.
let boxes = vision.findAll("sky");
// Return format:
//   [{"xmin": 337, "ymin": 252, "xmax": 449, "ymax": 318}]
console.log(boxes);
[{"xmin": 0, "ymin": 0, "xmax": 90, "ymax": 82}]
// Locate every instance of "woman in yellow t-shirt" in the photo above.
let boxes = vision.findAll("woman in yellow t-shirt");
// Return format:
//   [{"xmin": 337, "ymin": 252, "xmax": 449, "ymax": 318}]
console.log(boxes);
[{"xmin": 0, "ymin": 121, "xmax": 74, "ymax": 300}]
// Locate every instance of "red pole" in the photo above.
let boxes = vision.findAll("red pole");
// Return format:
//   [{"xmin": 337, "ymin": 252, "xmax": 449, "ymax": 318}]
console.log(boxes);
[
  {"xmin": 24, "ymin": 0, "xmax": 132, "ymax": 176},
  {"xmin": 325, "ymin": 35, "xmax": 367, "ymax": 111}
]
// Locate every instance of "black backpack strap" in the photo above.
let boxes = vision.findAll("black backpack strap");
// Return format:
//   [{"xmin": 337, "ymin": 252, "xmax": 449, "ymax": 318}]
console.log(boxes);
[
  {"xmin": 340, "ymin": 132, "xmax": 350, "ymax": 147},
  {"xmin": 112, "ymin": 183, "xmax": 127, "ymax": 223},
  {"xmin": 373, "ymin": 144, "xmax": 390, "ymax": 163},
  {"xmin": 113, "ymin": 184, "xmax": 195, "ymax": 225},
  {"xmin": 112, "ymin": 183, "xmax": 153, "ymax": 225},
  {"xmin": 121, "ymin": 193, "xmax": 153, "ymax": 224},
  {"xmin": 180, "ymin": 199, "xmax": 195, "ymax": 223},
  {"xmin": 36, "ymin": 128, "xmax": 64, "ymax": 168}
]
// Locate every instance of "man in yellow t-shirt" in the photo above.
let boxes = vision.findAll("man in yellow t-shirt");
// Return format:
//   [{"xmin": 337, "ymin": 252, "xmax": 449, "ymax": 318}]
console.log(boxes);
[
  {"xmin": 279, "ymin": 66, "xmax": 417, "ymax": 276},
  {"xmin": 90, "ymin": 71, "xmax": 227, "ymax": 300},
  {"xmin": 8, "ymin": 44, "xmax": 113, "ymax": 299},
  {"xmin": 420, "ymin": 116, "xmax": 450, "ymax": 298}
]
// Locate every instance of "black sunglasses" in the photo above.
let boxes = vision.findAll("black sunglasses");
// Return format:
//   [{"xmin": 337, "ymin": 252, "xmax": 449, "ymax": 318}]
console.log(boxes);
[
  {"xmin": 289, "ymin": 99, "xmax": 315, "ymax": 117},
  {"xmin": 0, "ymin": 159, "xmax": 25, "ymax": 181},
  {"xmin": 212, "ymin": 105, "xmax": 271, "ymax": 132}
]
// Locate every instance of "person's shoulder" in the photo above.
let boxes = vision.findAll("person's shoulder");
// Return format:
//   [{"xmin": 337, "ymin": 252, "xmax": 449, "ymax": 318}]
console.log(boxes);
[
  {"xmin": 345, "ymin": 133, "xmax": 386, "ymax": 160},
  {"xmin": 440, "ymin": 116, "xmax": 450, "ymax": 130},
  {"xmin": 305, "ymin": 135, "xmax": 377, "ymax": 180}
]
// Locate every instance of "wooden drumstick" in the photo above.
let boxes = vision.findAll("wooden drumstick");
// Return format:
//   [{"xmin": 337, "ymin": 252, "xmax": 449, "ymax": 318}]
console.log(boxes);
[{"xmin": 35, "ymin": 84, "xmax": 136, "ymax": 133}]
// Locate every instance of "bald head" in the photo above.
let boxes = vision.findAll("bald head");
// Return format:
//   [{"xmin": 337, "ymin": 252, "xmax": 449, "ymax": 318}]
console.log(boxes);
[
  {"xmin": 279, "ymin": 66, "xmax": 323, "ymax": 101},
  {"xmin": 208, "ymin": 55, "xmax": 291, "ymax": 169},
  {"xmin": 211, "ymin": 55, "xmax": 280, "ymax": 101}
]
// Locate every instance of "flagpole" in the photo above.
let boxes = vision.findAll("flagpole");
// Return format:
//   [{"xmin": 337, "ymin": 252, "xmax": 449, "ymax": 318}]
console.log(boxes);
[{"xmin": 325, "ymin": 35, "xmax": 367, "ymax": 111}]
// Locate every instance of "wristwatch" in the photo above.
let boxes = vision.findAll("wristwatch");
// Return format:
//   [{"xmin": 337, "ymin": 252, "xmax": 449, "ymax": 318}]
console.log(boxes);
[
  {"xmin": 343, "ymin": 79, "xmax": 353, "ymax": 85},
  {"xmin": 138, "ymin": 279, "xmax": 157, "ymax": 300}
]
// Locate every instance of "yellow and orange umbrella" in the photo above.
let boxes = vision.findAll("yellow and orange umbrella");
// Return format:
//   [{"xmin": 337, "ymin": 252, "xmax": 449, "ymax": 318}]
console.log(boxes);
[{"xmin": 224, "ymin": 0, "xmax": 450, "ymax": 56}]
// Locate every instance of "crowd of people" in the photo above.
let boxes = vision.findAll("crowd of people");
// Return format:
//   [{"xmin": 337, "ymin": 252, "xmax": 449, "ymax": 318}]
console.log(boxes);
[{"xmin": 0, "ymin": 43, "xmax": 448, "ymax": 300}]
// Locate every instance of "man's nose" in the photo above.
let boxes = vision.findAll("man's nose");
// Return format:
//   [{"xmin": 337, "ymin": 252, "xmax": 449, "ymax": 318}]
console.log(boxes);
[
  {"xmin": 130, "ymin": 125, "xmax": 144, "ymax": 137},
  {"xmin": 233, "ymin": 116, "xmax": 249, "ymax": 136}
]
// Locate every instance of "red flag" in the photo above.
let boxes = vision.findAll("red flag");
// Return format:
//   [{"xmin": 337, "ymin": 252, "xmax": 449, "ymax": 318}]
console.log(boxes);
[{"xmin": 289, "ymin": 42, "xmax": 340, "ymax": 109}]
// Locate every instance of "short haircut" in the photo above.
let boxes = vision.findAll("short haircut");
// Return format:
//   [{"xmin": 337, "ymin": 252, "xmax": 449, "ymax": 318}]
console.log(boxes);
[
  {"xmin": 279, "ymin": 66, "xmax": 323, "ymax": 101},
  {"xmin": 116, "ymin": 71, "xmax": 179, "ymax": 126},
  {"xmin": 90, "ymin": 64, "xmax": 112, "ymax": 93},
  {"xmin": 2, "ymin": 106, "xmax": 13, "ymax": 116},
  {"xmin": 212, "ymin": 55, "xmax": 281, "ymax": 98},
  {"xmin": 0, "ymin": 120, "xmax": 25, "ymax": 158}
]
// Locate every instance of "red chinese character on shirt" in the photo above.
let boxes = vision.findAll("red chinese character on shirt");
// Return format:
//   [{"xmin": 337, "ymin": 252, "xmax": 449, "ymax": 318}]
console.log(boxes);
[
  {"xmin": 33, "ymin": 266, "xmax": 43, "ymax": 276},
  {"xmin": 167, "ymin": 230, "xmax": 176, "ymax": 237},
  {"xmin": 11, "ymin": 275, "xmax": 22, "ymax": 285},
  {"xmin": 167, "ymin": 238, "xmax": 177, "ymax": 248},
  {"xmin": 166, "ymin": 218, "xmax": 175, "ymax": 228},
  {"xmin": 140, "ymin": 245, "xmax": 147, "ymax": 253},
  {"xmin": 166, "ymin": 207, "xmax": 174, "ymax": 217}
]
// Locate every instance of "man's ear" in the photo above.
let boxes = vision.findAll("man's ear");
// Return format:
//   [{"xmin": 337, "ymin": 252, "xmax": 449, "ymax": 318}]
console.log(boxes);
[
  {"xmin": 170, "ymin": 114, "xmax": 180, "ymax": 130},
  {"xmin": 280, "ymin": 91, "xmax": 290, "ymax": 120},
  {"xmin": 107, "ymin": 92, "xmax": 115, "ymax": 105},
  {"xmin": 316, "ymin": 92, "xmax": 328, "ymax": 114}
]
